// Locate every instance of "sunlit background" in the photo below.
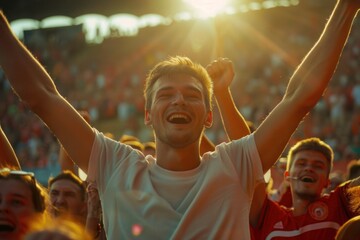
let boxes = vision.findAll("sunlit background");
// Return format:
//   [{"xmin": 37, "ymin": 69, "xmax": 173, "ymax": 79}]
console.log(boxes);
[
  {"xmin": 1, "ymin": 0, "xmax": 358, "ymax": 187},
  {"xmin": 7, "ymin": 0, "xmax": 300, "ymax": 43}
]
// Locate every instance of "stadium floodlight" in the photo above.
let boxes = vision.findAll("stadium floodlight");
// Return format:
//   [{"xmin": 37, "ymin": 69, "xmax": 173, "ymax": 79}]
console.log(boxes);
[
  {"xmin": 41, "ymin": 16, "xmax": 73, "ymax": 28},
  {"xmin": 10, "ymin": 19, "xmax": 40, "ymax": 39},
  {"xmin": 182, "ymin": 0, "xmax": 234, "ymax": 19}
]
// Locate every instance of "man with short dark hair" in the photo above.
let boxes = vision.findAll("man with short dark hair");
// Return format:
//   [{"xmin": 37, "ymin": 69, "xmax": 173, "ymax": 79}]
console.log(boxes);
[
  {"xmin": 48, "ymin": 170, "xmax": 87, "ymax": 223},
  {"xmin": 251, "ymin": 138, "xmax": 360, "ymax": 239}
]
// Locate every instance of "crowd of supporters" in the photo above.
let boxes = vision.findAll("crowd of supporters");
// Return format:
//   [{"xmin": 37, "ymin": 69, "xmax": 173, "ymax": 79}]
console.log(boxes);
[
  {"xmin": 0, "ymin": 5, "xmax": 359, "ymax": 183},
  {"xmin": 1, "ymin": 2, "xmax": 360, "ymax": 239}
]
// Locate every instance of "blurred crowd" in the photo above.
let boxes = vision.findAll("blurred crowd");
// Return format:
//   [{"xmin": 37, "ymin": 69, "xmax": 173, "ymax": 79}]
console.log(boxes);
[{"xmin": 0, "ymin": 7, "xmax": 360, "ymax": 183}]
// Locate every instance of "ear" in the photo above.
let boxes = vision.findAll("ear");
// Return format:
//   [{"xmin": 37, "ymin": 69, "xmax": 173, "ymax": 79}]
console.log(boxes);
[
  {"xmin": 144, "ymin": 109, "xmax": 151, "ymax": 126},
  {"xmin": 204, "ymin": 111, "xmax": 213, "ymax": 128}
]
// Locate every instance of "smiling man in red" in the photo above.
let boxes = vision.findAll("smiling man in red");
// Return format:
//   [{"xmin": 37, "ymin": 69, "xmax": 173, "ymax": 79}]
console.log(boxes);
[{"xmin": 251, "ymin": 138, "xmax": 360, "ymax": 240}]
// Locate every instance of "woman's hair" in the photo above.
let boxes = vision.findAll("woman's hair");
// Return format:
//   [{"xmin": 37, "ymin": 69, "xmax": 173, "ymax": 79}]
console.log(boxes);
[{"xmin": 0, "ymin": 167, "xmax": 47, "ymax": 212}]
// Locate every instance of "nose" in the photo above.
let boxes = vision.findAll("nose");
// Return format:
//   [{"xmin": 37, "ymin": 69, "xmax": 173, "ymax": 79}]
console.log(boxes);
[
  {"xmin": 303, "ymin": 163, "xmax": 315, "ymax": 172},
  {"xmin": 0, "ymin": 200, "xmax": 9, "ymax": 212},
  {"xmin": 172, "ymin": 92, "xmax": 186, "ymax": 105},
  {"xmin": 55, "ymin": 194, "xmax": 65, "ymax": 205}
]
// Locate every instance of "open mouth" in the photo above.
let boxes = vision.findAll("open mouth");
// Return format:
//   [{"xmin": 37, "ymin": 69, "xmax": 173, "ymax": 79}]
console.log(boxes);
[
  {"xmin": 167, "ymin": 113, "xmax": 191, "ymax": 124},
  {"xmin": 300, "ymin": 176, "xmax": 316, "ymax": 183},
  {"xmin": 0, "ymin": 223, "xmax": 15, "ymax": 232}
]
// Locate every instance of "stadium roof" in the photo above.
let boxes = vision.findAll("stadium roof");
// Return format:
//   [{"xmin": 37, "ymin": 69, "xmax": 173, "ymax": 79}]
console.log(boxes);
[
  {"xmin": 2, "ymin": 0, "xmax": 208, "ymax": 21},
  {"xmin": 1, "ymin": 0, "xmax": 332, "ymax": 21}
]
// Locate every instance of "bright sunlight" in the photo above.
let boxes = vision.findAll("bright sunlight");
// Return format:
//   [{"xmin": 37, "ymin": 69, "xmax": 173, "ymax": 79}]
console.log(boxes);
[{"xmin": 182, "ymin": 0, "xmax": 234, "ymax": 18}]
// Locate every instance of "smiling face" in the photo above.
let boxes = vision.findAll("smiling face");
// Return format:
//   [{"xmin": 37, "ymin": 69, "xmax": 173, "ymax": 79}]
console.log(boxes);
[
  {"xmin": 286, "ymin": 150, "xmax": 330, "ymax": 201},
  {"xmin": 145, "ymin": 74, "xmax": 212, "ymax": 148},
  {"xmin": 144, "ymin": 56, "xmax": 213, "ymax": 112},
  {"xmin": 0, "ymin": 179, "xmax": 38, "ymax": 240}
]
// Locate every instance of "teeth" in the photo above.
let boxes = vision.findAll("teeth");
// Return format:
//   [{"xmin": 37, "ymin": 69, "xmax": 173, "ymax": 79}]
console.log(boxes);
[
  {"xmin": 170, "ymin": 114, "xmax": 188, "ymax": 121},
  {"xmin": 168, "ymin": 114, "xmax": 190, "ymax": 123}
]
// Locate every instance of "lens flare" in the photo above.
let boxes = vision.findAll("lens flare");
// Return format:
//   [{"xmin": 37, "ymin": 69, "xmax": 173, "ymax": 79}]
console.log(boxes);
[
  {"xmin": 132, "ymin": 224, "xmax": 143, "ymax": 236},
  {"xmin": 183, "ymin": 0, "xmax": 233, "ymax": 18}
]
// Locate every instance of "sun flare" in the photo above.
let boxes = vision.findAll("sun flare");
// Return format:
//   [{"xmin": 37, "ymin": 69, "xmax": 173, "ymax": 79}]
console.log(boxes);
[{"xmin": 182, "ymin": 0, "xmax": 233, "ymax": 18}]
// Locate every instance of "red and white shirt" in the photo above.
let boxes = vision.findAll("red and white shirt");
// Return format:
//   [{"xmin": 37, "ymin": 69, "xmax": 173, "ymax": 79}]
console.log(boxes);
[{"xmin": 252, "ymin": 182, "xmax": 357, "ymax": 240}]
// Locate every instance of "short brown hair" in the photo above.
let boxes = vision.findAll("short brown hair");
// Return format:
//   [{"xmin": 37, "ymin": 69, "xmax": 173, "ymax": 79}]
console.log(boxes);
[
  {"xmin": 48, "ymin": 170, "xmax": 86, "ymax": 201},
  {"xmin": 144, "ymin": 56, "xmax": 213, "ymax": 111},
  {"xmin": 286, "ymin": 137, "xmax": 334, "ymax": 175}
]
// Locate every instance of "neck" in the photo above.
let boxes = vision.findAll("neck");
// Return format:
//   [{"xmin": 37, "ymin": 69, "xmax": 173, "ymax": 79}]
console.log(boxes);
[
  {"xmin": 292, "ymin": 198, "xmax": 311, "ymax": 216},
  {"xmin": 155, "ymin": 140, "xmax": 201, "ymax": 171},
  {"xmin": 291, "ymin": 193, "xmax": 319, "ymax": 216}
]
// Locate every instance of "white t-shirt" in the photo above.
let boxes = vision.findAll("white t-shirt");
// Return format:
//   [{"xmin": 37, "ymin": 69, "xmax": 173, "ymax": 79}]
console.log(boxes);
[{"xmin": 87, "ymin": 129, "xmax": 263, "ymax": 239}]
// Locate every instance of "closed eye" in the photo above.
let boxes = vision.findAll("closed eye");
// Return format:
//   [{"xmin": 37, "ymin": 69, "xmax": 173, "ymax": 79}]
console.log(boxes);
[
  {"xmin": 313, "ymin": 163, "xmax": 326, "ymax": 170},
  {"xmin": 11, "ymin": 199, "xmax": 25, "ymax": 206},
  {"xmin": 50, "ymin": 190, "xmax": 59, "ymax": 197}
]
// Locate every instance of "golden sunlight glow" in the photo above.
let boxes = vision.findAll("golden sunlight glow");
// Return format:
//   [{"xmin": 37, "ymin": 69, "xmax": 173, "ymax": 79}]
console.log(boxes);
[
  {"xmin": 10, "ymin": 0, "xmax": 299, "ymax": 43},
  {"xmin": 182, "ymin": 0, "xmax": 233, "ymax": 18}
]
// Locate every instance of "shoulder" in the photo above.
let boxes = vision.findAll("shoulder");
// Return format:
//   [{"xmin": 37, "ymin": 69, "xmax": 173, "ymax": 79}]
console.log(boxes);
[
  {"xmin": 253, "ymin": 197, "xmax": 291, "ymax": 232},
  {"xmin": 214, "ymin": 134, "xmax": 256, "ymax": 153}
]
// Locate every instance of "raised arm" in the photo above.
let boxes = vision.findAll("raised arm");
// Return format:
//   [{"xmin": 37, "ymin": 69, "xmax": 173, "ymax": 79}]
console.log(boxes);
[
  {"xmin": 200, "ymin": 58, "xmax": 251, "ymax": 154},
  {"xmin": 0, "ymin": 12, "xmax": 94, "ymax": 172},
  {"xmin": 206, "ymin": 58, "xmax": 267, "ymax": 227},
  {"xmin": 58, "ymin": 110, "xmax": 92, "ymax": 174},
  {"xmin": 0, "ymin": 126, "xmax": 20, "ymax": 169},
  {"xmin": 249, "ymin": 0, "xmax": 360, "ymax": 228},
  {"xmin": 206, "ymin": 58, "xmax": 251, "ymax": 140},
  {"xmin": 254, "ymin": 0, "xmax": 360, "ymax": 173}
]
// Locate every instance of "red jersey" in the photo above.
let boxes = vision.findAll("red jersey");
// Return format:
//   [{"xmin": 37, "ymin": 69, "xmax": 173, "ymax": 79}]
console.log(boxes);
[
  {"xmin": 252, "ymin": 182, "xmax": 357, "ymax": 240},
  {"xmin": 278, "ymin": 187, "xmax": 292, "ymax": 208}
]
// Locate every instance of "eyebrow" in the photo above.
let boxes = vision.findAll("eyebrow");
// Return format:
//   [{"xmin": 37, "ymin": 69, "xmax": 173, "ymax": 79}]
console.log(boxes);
[
  {"xmin": 51, "ymin": 189, "xmax": 79, "ymax": 194},
  {"xmin": 313, "ymin": 159, "xmax": 327, "ymax": 165},
  {"xmin": 295, "ymin": 158, "xmax": 326, "ymax": 165},
  {"xmin": 10, "ymin": 193, "xmax": 29, "ymax": 199},
  {"xmin": 157, "ymin": 85, "xmax": 202, "ymax": 94}
]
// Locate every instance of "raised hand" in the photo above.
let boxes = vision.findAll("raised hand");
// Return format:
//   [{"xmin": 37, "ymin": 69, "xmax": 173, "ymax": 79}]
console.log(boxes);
[{"xmin": 206, "ymin": 57, "xmax": 235, "ymax": 95}]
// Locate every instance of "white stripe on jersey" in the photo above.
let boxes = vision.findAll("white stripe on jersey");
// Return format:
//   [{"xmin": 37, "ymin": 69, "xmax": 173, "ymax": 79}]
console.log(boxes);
[{"xmin": 265, "ymin": 221, "xmax": 340, "ymax": 240}]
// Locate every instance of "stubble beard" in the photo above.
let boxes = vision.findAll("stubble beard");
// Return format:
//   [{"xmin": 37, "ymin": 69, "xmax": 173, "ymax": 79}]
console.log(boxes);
[
  {"xmin": 157, "ymin": 128, "xmax": 202, "ymax": 149},
  {"xmin": 294, "ymin": 189, "xmax": 318, "ymax": 202}
]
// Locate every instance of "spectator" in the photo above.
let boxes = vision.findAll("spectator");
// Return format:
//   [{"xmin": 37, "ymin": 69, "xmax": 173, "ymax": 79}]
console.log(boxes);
[
  {"xmin": 25, "ymin": 217, "xmax": 91, "ymax": 240},
  {"xmin": 48, "ymin": 170, "xmax": 87, "ymax": 225},
  {"xmin": 55, "ymin": 110, "xmax": 105, "ymax": 239},
  {"xmin": 347, "ymin": 159, "xmax": 360, "ymax": 180},
  {"xmin": 251, "ymin": 138, "xmax": 360, "ymax": 239},
  {"xmin": 0, "ymin": 0, "xmax": 359, "ymax": 237},
  {"xmin": 0, "ymin": 168, "xmax": 48, "ymax": 240}
]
